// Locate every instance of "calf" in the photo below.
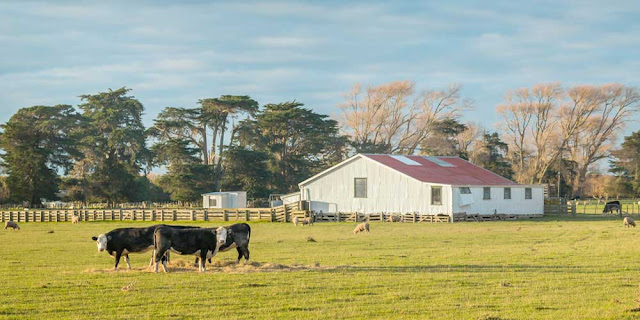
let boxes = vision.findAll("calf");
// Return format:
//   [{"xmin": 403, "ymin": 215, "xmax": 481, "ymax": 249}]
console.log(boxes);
[
  {"xmin": 195, "ymin": 223, "xmax": 251, "ymax": 265},
  {"xmin": 91, "ymin": 224, "xmax": 199, "ymax": 270},
  {"xmin": 4, "ymin": 221, "xmax": 20, "ymax": 230},
  {"xmin": 624, "ymin": 217, "xmax": 636, "ymax": 228},
  {"xmin": 153, "ymin": 226, "xmax": 227, "ymax": 273},
  {"xmin": 602, "ymin": 201, "xmax": 622, "ymax": 215},
  {"xmin": 71, "ymin": 215, "xmax": 79, "ymax": 224}
]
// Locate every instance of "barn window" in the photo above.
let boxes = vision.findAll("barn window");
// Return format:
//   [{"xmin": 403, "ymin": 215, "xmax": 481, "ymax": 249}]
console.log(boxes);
[
  {"xmin": 525, "ymin": 188, "xmax": 532, "ymax": 200},
  {"xmin": 483, "ymin": 187, "xmax": 491, "ymax": 200},
  {"xmin": 209, "ymin": 197, "xmax": 217, "ymax": 207},
  {"xmin": 459, "ymin": 187, "xmax": 471, "ymax": 194},
  {"xmin": 431, "ymin": 186, "xmax": 442, "ymax": 205},
  {"xmin": 504, "ymin": 187, "xmax": 511, "ymax": 199},
  {"xmin": 354, "ymin": 178, "xmax": 367, "ymax": 198}
]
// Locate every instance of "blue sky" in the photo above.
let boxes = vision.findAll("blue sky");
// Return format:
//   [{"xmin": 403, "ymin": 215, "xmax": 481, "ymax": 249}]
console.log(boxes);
[{"xmin": 1, "ymin": 0, "xmax": 639, "ymax": 134}]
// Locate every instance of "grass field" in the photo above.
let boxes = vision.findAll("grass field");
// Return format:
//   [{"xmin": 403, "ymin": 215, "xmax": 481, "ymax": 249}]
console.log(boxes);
[{"xmin": 2, "ymin": 217, "xmax": 640, "ymax": 319}]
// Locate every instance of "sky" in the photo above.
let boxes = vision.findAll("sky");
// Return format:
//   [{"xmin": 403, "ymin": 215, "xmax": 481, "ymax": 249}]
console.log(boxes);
[{"xmin": 1, "ymin": 0, "xmax": 639, "ymax": 135}]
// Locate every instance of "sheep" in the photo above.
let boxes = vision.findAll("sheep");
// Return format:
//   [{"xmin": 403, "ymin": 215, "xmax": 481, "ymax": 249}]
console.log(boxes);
[
  {"xmin": 292, "ymin": 216, "xmax": 299, "ymax": 226},
  {"xmin": 300, "ymin": 217, "xmax": 313, "ymax": 226},
  {"xmin": 387, "ymin": 215, "xmax": 401, "ymax": 222},
  {"xmin": 624, "ymin": 217, "xmax": 636, "ymax": 228},
  {"xmin": 71, "ymin": 215, "xmax": 79, "ymax": 224},
  {"xmin": 4, "ymin": 221, "xmax": 20, "ymax": 230},
  {"xmin": 353, "ymin": 222, "xmax": 370, "ymax": 234}
]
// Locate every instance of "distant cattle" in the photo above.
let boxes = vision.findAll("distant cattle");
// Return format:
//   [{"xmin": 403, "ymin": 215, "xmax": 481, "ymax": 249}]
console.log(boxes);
[
  {"xmin": 624, "ymin": 217, "xmax": 636, "ymax": 228},
  {"xmin": 71, "ymin": 215, "xmax": 79, "ymax": 224},
  {"xmin": 153, "ymin": 226, "xmax": 227, "ymax": 273},
  {"xmin": 4, "ymin": 221, "xmax": 20, "ymax": 230},
  {"xmin": 91, "ymin": 224, "xmax": 199, "ymax": 270},
  {"xmin": 602, "ymin": 201, "xmax": 622, "ymax": 214}
]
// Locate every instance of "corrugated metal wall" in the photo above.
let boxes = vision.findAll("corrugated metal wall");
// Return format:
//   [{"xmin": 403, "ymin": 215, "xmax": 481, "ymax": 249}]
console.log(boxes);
[
  {"xmin": 300, "ymin": 157, "xmax": 452, "ymax": 214},
  {"xmin": 451, "ymin": 186, "xmax": 544, "ymax": 215}
]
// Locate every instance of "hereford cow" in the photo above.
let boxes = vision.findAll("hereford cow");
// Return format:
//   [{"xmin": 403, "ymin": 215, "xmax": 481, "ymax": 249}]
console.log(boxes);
[
  {"xmin": 153, "ymin": 226, "xmax": 227, "ymax": 273},
  {"xmin": 195, "ymin": 223, "xmax": 251, "ymax": 266},
  {"xmin": 602, "ymin": 201, "xmax": 622, "ymax": 215},
  {"xmin": 91, "ymin": 224, "xmax": 199, "ymax": 270}
]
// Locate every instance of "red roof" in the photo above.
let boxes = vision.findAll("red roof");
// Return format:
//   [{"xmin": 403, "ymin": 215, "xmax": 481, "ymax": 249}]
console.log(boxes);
[{"xmin": 363, "ymin": 154, "xmax": 516, "ymax": 185}]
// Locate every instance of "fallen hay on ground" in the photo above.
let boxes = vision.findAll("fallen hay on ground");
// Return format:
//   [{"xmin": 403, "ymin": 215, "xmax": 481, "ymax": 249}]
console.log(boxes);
[{"xmin": 84, "ymin": 259, "xmax": 337, "ymax": 274}]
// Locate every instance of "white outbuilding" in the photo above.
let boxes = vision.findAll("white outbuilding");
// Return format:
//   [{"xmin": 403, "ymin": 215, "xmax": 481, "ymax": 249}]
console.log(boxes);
[
  {"xmin": 297, "ymin": 154, "xmax": 544, "ymax": 217},
  {"xmin": 202, "ymin": 191, "xmax": 247, "ymax": 209}
]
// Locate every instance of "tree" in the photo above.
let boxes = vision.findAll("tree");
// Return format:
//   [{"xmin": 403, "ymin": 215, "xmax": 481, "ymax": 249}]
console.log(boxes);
[
  {"xmin": 151, "ymin": 138, "xmax": 215, "ymax": 202},
  {"xmin": 78, "ymin": 87, "xmax": 147, "ymax": 204},
  {"xmin": 469, "ymin": 132, "xmax": 513, "ymax": 180},
  {"xmin": 610, "ymin": 131, "xmax": 640, "ymax": 195},
  {"xmin": 419, "ymin": 119, "xmax": 468, "ymax": 157},
  {"xmin": 199, "ymin": 95, "xmax": 259, "ymax": 188},
  {"xmin": 497, "ymin": 83, "xmax": 639, "ymax": 188},
  {"xmin": 0, "ymin": 105, "xmax": 81, "ymax": 206},
  {"xmin": 339, "ymin": 81, "xmax": 471, "ymax": 154},
  {"xmin": 568, "ymin": 85, "xmax": 640, "ymax": 197},
  {"xmin": 238, "ymin": 102, "xmax": 347, "ymax": 193},
  {"xmin": 221, "ymin": 146, "xmax": 271, "ymax": 199},
  {"xmin": 149, "ymin": 107, "xmax": 209, "ymax": 164}
]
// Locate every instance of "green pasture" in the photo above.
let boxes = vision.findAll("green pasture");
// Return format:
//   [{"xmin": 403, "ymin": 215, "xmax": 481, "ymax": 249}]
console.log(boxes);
[
  {"xmin": 2, "ymin": 217, "xmax": 640, "ymax": 319},
  {"xmin": 571, "ymin": 199, "xmax": 640, "ymax": 215}
]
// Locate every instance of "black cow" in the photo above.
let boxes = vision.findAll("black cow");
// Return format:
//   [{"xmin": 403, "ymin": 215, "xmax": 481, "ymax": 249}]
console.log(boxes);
[
  {"xmin": 603, "ymin": 201, "xmax": 622, "ymax": 214},
  {"xmin": 91, "ymin": 224, "xmax": 198, "ymax": 270},
  {"xmin": 194, "ymin": 223, "xmax": 251, "ymax": 266},
  {"xmin": 153, "ymin": 226, "xmax": 227, "ymax": 273}
]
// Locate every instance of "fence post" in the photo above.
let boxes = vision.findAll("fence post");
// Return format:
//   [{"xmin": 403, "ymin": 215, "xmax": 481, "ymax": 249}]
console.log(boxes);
[
  {"xmin": 270, "ymin": 209, "xmax": 275, "ymax": 222},
  {"xmin": 172, "ymin": 210, "xmax": 177, "ymax": 221},
  {"xmin": 224, "ymin": 210, "xmax": 228, "ymax": 221},
  {"xmin": 192, "ymin": 210, "xmax": 196, "ymax": 221},
  {"xmin": 203, "ymin": 210, "xmax": 208, "ymax": 221},
  {"xmin": 160, "ymin": 209, "xmax": 164, "ymax": 222}
]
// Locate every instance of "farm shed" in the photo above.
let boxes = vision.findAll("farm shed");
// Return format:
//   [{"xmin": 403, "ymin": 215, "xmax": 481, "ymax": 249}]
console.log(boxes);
[
  {"xmin": 298, "ymin": 154, "xmax": 544, "ymax": 217},
  {"xmin": 202, "ymin": 191, "xmax": 247, "ymax": 209}
]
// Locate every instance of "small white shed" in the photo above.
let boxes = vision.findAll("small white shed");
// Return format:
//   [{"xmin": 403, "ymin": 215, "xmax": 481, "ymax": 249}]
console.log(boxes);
[
  {"xmin": 298, "ymin": 154, "xmax": 544, "ymax": 217},
  {"xmin": 202, "ymin": 191, "xmax": 247, "ymax": 209}
]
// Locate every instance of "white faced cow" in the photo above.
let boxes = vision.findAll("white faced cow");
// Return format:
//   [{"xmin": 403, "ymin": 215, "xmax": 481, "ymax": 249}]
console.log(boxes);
[
  {"xmin": 194, "ymin": 223, "xmax": 251, "ymax": 266},
  {"xmin": 153, "ymin": 226, "xmax": 227, "ymax": 273},
  {"xmin": 91, "ymin": 224, "xmax": 201, "ymax": 270}
]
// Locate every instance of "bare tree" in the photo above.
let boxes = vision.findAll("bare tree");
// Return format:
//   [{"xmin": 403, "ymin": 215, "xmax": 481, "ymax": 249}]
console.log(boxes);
[
  {"xmin": 568, "ymin": 84, "xmax": 640, "ymax": 196},
  {"xmin": 339, "ymin": 81, "xmax": 471, "ymax": 154}
]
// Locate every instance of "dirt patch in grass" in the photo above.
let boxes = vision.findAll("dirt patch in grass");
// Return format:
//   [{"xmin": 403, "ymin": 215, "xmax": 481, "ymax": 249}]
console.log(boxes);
[{"xmin": 84, "ymin": 259, "xmax": 338, "ymax": 274}]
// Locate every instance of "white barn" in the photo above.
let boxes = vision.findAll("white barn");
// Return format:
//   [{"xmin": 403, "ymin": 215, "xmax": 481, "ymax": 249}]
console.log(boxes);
[
  {"xmin": 202, "ymin": 191, "xmax": 247, "ymax": 209},
  {"xmin": 297, "ymin": 154, "xmax": 544, "ymax": 217}
]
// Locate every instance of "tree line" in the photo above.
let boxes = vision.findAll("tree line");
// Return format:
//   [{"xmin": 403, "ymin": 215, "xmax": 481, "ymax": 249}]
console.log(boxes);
[{"xmin": 0, "ymin": 81, "xmax": 638, "ymax": 207}]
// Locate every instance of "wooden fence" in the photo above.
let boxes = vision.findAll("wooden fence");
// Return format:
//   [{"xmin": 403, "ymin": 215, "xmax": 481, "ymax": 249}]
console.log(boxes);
[{"xmin": 0, "ymin": 207, "xmax": 286, "ymax": 223}]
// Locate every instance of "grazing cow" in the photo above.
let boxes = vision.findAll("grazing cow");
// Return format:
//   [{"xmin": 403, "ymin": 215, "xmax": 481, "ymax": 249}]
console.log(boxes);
[
  {"xmin": 4, "ymin": 221, "xmax": 20, "ymax": 230},
  {"xmin": 624, "ymin": 217, "xmax": 636, "ymax": 228},
  {"xmin": 300, "ymin": 217, "xmax": 313, "ymax": 226},
  {"xmin": 353, "ymin": 222, "xmax": 370, "ymax": 234},
  {"xmin": 602, "ymin": 201, "xmax": 622, "ymax": 214},
  {"xmin": 292, "ymin": 216, "xmax": 299, "ymax": 226},
  {"xmin": 195, "ymin": 223, "xmax": 251, "ymax": 265},
  {"xmin": 71, "ymin": 215, "xmax": 79, "ymax": 224},
  {"xmin": 153, "ymin": 226, "xmax": 227, "ymax": 273},
  {"xmin": 91, "ymin": 224, "xmax": 198, "ymax": 270}
]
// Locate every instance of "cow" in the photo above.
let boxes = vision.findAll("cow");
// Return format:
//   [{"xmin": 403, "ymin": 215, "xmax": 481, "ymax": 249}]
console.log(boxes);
[
  {"xmin": 602, "ymin": 201, "xmax": 622, "ymax": 215},
  {"xmin": 4, "ymin": 221, "xmax": 20, "ymax": 230},
  {"xmin": 153, "ymin": 226, "xmax": 227, "ymax": 273},
  {"xmin": 194, "ymin": 223, "xmax": 251, "ymax": 266},
  {"xmin": 91, "ymin": 224, "xmax": 199, "ymax": 270}
]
